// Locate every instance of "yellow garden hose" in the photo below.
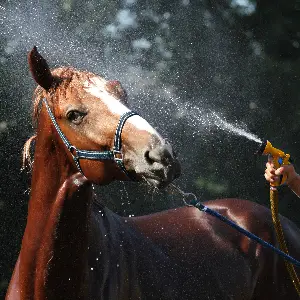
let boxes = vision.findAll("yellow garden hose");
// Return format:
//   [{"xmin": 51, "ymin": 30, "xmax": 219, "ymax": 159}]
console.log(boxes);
[
  {"xmin": 257, "ymin": 140, "xmax": 300, "ymax": 296},
  {"xmin": 270, "ymin": 187, "xmax": 300, "ymax": 296}
]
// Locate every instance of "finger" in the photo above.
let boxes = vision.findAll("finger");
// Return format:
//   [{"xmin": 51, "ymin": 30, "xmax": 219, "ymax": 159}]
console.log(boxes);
[
  {"xmin": 265, "ymin": 168, "xmax": 279, "ymax": 180},
  {"xmin": 265, "ymin": 167, "xmax": 276, "ymax": 176},
  {"xmin": 266, "ymin": 161, "xmax": 275, "ymax": 170},
  {"xmin": 265, "ymin": 173, "xmax": 278, "ymax": 183},
  {"xmin": 275, "ymin": 167, "xmax": 284, "ymax": 176},
  {"xmin": 264, "ymin": 173, "xmax": 275, "ymax": 182}
]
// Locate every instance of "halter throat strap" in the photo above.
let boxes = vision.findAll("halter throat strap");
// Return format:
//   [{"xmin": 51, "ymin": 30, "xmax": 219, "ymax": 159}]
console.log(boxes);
[{"xmin": 43, "ymin": 98, "xmax": 138, "ymax": 179}]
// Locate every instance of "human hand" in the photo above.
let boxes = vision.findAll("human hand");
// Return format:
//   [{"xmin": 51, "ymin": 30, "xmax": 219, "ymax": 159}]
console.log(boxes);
[{"xmin": 265, "ymin": 160, "xmax": 298, "ymax": 185}]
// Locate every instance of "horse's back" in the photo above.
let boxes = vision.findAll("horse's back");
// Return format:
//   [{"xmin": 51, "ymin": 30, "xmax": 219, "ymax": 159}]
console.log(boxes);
[{"xmin": 128, "ymin": 198, "xmax": 300, "ymax": 299}]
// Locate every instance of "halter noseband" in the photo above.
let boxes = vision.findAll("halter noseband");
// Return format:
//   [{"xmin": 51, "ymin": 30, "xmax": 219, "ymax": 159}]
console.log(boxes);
[{"xmin": 43, "ymin": 98, "xmax": 138, "ymax": 180}]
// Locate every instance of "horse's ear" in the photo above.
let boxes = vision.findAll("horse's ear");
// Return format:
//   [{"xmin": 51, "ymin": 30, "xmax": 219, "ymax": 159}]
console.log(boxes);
[{"xmin": 28, "ymin": 46, "xmax": 55, "ymax": 90}]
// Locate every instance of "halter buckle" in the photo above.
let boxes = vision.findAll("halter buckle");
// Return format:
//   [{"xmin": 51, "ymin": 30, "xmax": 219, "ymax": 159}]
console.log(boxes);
[
  {"xmin": 113, "ymin": 150, "xmax": 124, "ymax": 162},
  {"xmin": 69, "ymin": 145, "xmax": 78, "ymax": 158}
]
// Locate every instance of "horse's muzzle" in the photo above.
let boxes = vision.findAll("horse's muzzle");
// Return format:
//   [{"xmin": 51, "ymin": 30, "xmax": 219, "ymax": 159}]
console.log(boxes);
[{"xmin": 138, "ymin": 142, "xmax": 181, "ymax": 189}]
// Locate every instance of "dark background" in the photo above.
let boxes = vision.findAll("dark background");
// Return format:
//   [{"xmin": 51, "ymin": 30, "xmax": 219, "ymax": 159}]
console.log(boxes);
[{"xmin": 1, "ymin": 0, "xmax": 300, "ymax": 297}]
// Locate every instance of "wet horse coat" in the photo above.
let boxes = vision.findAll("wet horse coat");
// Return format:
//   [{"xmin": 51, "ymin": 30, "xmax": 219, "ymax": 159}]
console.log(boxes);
[{"xmin": 6, "ymin": 47, "xmax": 300, "ymax": 299}]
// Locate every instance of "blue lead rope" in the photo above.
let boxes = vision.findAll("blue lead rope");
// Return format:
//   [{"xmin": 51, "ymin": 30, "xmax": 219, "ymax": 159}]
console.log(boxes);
[{"xmin": 190, "ymin": 199, "xmax": 300, "ymax": 267}]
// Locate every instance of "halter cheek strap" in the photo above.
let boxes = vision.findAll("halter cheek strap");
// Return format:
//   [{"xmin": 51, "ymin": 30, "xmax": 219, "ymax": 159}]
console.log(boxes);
[{"xmin": 43, "ymin": 98, "xmax": 138, "ymax": 180}]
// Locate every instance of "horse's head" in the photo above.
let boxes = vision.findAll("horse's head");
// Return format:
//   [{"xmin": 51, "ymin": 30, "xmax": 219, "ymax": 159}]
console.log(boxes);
[{"xmin": 27, "ymin": 47, "xmax": 180, "ymax": 188}]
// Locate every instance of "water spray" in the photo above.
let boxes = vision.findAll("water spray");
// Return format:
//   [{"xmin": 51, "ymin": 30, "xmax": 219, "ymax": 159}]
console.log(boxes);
[{"xmin": 256, "ymin": 140, "xmax": 300, "ymax": 296}]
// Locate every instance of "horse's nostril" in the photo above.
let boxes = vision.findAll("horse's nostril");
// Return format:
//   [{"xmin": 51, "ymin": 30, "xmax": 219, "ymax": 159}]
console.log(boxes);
[
  {"xmin": 144, "ymin": 150, "xmax": 153, "ymax": 165},
  {"xmin": 145, "ymin": 144, "xmax": 173, "ymax": 167}
]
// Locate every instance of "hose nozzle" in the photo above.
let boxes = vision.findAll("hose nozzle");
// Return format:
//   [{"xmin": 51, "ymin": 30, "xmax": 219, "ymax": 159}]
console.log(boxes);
[
  {"xmin": 256, "ymin": 140, "xmax": 287, "ymax": 158},
  {"xmin": 256, "ymin": 140, "xmax": 268, "ymax": 156},
  {"xmin": 256, "ymin": 140, "xmax": 291, "ymax": 186}
]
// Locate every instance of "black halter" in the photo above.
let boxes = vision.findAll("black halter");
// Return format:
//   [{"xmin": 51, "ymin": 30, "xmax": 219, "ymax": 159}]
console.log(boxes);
[{"xmin": 43, "ymin": 98, "xmax": 138, "ymax": 180}]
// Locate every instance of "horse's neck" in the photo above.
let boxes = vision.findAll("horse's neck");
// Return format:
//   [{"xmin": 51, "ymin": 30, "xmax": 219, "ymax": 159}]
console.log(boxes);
[
  {"xmin": 19, "ymin": 118, "xmax": 92, "ymax": 299},
  {"xmin": 22, "ymin": 122, "xmax": 74, "ymax": 255}
]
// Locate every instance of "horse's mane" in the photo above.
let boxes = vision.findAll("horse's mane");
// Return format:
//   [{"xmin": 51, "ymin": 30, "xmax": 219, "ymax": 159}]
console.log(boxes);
[{"xmin": 22, "ymin": 67, "xmax": 102, "ymax": 171}]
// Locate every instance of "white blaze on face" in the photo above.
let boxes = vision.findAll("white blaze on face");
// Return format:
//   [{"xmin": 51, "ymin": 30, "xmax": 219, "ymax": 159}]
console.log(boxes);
[{"xmin": 83, "ymin": 77, "xmax": 161, "ymax": 137}]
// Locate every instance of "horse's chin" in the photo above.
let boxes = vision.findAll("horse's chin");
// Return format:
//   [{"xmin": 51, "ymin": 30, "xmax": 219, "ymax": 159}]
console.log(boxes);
[
  {"xmin": 133, "ymin": 156, "xmax": 181, "ymax": 189},
  {"xmin": 141, "ymin": 165, "xmax": 181, "ymax": 190},
  {"xmin": 144, "ymin": 177, "xmax": 171, "ymax": 190}
]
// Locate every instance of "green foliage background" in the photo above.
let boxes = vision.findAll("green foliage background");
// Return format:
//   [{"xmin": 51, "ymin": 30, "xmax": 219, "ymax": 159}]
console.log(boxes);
[{"xmin": 1, "ymin": 0, "xmax": 300, "ymax": 296}]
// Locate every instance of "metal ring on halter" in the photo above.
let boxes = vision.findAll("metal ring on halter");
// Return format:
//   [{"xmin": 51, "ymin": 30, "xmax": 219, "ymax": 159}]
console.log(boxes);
[
  {"xmin": 69, "ymin": 145, "xmax": 78, "ymax": 157},
  {"xmin": 113, "ymin": 150, "xmax": 124, "ymax": 162},
  {"xmin": 68, "ymin": 146, "xmax": 84, "ymax": 174}
]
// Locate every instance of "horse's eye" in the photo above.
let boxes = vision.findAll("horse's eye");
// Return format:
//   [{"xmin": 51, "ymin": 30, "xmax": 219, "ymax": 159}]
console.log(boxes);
[{"xmin": 66, "ymin": 110, "xmax": 86, "ymax": 124}]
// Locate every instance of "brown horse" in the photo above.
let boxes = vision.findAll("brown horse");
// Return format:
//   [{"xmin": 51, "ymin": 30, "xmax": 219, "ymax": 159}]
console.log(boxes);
[{"xmin": 6, "ymin": 47, "xmax": 300, "ymax": 300}]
